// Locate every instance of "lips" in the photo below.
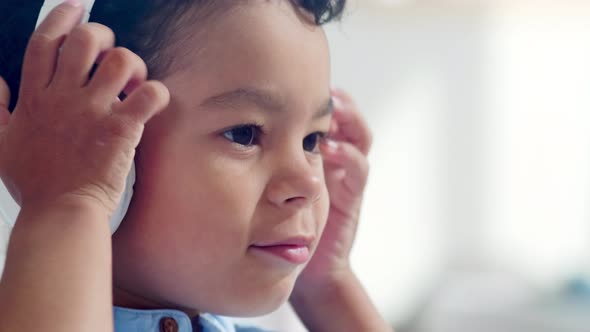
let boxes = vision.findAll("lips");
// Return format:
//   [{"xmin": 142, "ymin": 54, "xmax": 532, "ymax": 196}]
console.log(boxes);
[
  {"xmin": 250, "ymin": 245, "xmax": 311, "ymax": 264},
  {"xmin": 250, "ymin": 236, "xmax": 314, "ymax": 265}
]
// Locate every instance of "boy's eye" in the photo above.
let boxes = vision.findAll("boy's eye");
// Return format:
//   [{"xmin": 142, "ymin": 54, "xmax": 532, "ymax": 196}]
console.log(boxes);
[
  {"xmin": 303, "ymin": 132, "xmax": 326, "ymax": 153},
  {"xmin": 223, "ymin": 125, "xmax": 261, "ymax": 146}
]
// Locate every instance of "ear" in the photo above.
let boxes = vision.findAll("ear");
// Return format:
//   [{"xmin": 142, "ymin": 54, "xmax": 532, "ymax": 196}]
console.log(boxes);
[{"xmin": 0, "ymin": 76, "xmax": 10, "ymax": 127}]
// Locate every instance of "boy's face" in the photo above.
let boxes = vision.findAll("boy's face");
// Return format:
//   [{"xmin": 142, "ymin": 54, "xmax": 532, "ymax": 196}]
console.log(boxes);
[{"xmin": 111, "ymin": 1, "xmax": 332, "ymax": 316}]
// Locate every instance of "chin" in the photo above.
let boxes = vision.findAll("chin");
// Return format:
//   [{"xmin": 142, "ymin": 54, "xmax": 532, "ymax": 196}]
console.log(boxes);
[{"xmin": 204, "ymin": 276, "xmax": 296, "ymax": 317}]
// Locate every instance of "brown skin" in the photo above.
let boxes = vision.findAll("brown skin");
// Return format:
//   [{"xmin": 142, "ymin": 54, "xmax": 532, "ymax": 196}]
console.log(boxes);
[
  {"xmin": 111, "ymin": 1, "xmax": 332, "ymax": 317},
  {"xmin": 0, "ymin": 3, "xmax": 169, "ymax": 332},
  {"xmin": 0, "ymin": 1, "xmax": 392, "ymax": 331}
]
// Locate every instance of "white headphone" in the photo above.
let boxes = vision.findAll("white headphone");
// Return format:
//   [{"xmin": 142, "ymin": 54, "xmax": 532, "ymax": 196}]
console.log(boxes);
[{"xmin": 0, "ymin": 0, "xmax": 135, "ymax": 234}]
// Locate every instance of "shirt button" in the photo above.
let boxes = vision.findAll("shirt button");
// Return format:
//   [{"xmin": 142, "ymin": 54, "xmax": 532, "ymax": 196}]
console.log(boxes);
[{"xmin": 159, "ymin": 317, "xmax": 179, "ymax": 332}]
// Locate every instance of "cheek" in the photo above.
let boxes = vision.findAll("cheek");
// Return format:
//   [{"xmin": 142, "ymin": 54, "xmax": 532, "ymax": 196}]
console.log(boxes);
[
  {"xmin": 128, "ymin": 158, "xmax": 262, "ymax": 277},
  {"xmin": 141, "ymin": 144, "xmax": 267, "ymax": 240}
]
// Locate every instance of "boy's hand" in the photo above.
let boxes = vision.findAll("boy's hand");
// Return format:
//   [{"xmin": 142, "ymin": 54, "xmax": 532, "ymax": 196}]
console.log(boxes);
[
  {"xmin": 294, "ymin": 88, "xmax": 372, "ymax": 292},
  {"xmin": 0, "ymin": 2, "xmax": 169, "ymax": 215}
]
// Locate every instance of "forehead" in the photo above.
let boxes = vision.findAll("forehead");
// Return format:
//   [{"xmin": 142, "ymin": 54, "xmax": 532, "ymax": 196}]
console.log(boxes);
[{"xmin": 164, "ymin": 1, "xmax": 331, "ymax": 111}]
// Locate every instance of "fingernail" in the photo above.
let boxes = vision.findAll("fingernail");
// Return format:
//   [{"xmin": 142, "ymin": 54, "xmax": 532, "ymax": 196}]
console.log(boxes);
[
  {"xmin": 332, "ymin": 96, "xmax": 344, "ymax": 111},
  {"xmin": 331, "ymin": 87, "xmax": 343, "ymax": 95},
  {"xmin": 64, "ymin": 0, "xmax": 82, "ymax": 7},
  {"xmin": 323, "ymin": 139, "xmax": 339, "ymax": 153}
]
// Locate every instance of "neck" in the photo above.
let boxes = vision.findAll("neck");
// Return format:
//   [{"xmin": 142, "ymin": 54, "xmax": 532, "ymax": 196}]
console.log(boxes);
[{"xmin": 113, "ymin": 285, "xmax": 201, "ymax": 319}]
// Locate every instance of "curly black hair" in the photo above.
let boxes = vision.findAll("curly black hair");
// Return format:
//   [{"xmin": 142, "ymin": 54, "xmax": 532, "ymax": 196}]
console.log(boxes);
[{"xmin": 0, "ymin": 0, "xmax": 346, "ymax": 111}]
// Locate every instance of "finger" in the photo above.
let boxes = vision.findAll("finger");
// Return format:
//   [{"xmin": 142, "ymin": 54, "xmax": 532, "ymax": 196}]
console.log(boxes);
[
  {"xmin": 0, "ymin": 76, "xmax": 10, "ymax": 126},
  {"xmin": 53, "ymin": 23, "xmax": 115, "ymax": 87},
  {"xmin": 20, "ymin": 2, "xmax": 84, "ymax": 93},
  {"xmin": 328, "ymin": 119, "xmax": 339, "ymax": 136},
  {"xmin": 330, "ymin": 106, "xmax": 373, "ymax": 156},
  {"xmin": 0, "ymin": 76, "xmax": 10, "ymax": 110},
  {"xmin": 321, "ymin": 140, "xmax": 369, "ymax": 194},
  {"xmin": 113, "ymin": 81, "xmax": 170, "ymax": 125},
  {"xmin": 331, "ymin": 87, "xmax": 357, "ymax": 107},
  {"xmin": 87, "ymin": 47, "xmax": 148, "ymax": 102},
  {"xmin": 330, "ymin": 91, "xmax": 372, "ymax": 156}
]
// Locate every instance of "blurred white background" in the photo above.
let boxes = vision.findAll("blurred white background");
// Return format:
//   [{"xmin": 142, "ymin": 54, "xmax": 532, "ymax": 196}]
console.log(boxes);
[{"xmin": 3, "ymin": 0, "xmax": 590, "ymax": 331}]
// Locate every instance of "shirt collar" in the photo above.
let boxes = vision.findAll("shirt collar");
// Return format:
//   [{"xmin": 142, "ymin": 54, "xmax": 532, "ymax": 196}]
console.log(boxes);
[{"xmin": 114, "ymin": 306, "xmax": 238, "ymax": 332}]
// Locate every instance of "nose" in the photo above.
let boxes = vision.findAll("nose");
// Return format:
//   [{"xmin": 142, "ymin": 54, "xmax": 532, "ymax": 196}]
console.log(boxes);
[{"xmin": 265, "ymin": 152, "xmax": 323, "ymax": 210}]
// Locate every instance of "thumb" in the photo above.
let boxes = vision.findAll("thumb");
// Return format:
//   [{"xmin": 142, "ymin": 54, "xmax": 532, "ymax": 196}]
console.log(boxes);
[{"xmin": 0, "ymin": 76, "xmax": 11, "ymax": 127}]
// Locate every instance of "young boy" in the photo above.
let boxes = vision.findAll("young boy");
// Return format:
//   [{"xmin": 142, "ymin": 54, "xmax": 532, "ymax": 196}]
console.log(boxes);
[{"xmin": 0, "ymin": 1, "xmax": 391, "ymax": 331}]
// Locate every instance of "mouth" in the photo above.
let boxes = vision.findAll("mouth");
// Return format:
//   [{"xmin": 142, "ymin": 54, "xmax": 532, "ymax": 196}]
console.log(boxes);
[{"xmin": 250, "ymin": 236, "xmax": 314, "ymax": 265}]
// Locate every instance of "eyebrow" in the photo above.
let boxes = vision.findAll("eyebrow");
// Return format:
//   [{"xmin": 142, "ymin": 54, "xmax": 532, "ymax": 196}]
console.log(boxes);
[{"xmin": 200, "ymin": 87, "xmax": 333, "ymax": 119}]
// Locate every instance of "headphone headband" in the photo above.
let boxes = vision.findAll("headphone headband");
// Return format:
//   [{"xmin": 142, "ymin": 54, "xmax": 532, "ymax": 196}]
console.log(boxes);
[{"xmin": 36, "ymin": 0, "xmax": 97, "ymax": 28}]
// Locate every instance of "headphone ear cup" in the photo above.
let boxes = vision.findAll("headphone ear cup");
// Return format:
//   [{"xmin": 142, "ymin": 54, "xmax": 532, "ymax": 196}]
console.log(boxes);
[
  {"xmin": 109, "ymin": 162, "xmax": 136, "ymax": 234},
  {"xmin": 0, "ymin": 0, "xmax": 135, "ymax": 231},
  {"xmin": 0, "ymin": 178, "xmax": 20, "ymax": 228},
  {"xmin": 0, "ymin": 1, "xmax": 134, "ymax": 231},
  {"xmin": 0, "ymin": 163, "xmax": 135, "ymax": 234}
]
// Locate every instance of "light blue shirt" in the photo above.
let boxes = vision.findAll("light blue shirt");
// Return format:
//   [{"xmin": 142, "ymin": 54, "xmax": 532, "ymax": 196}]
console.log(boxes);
[{"xmin": 114, "ymin": 306, "xmax": 272, "ymax": 332}]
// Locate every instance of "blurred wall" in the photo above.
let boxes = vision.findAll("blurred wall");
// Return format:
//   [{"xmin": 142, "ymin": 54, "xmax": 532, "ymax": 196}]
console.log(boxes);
[
  {"xmin": 327, "ymin": 0, "xmax": 492, "ymax": 324},
  {"xmin": 326, "ymin": 0, "xmax": 590, "ymax": 328}
]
